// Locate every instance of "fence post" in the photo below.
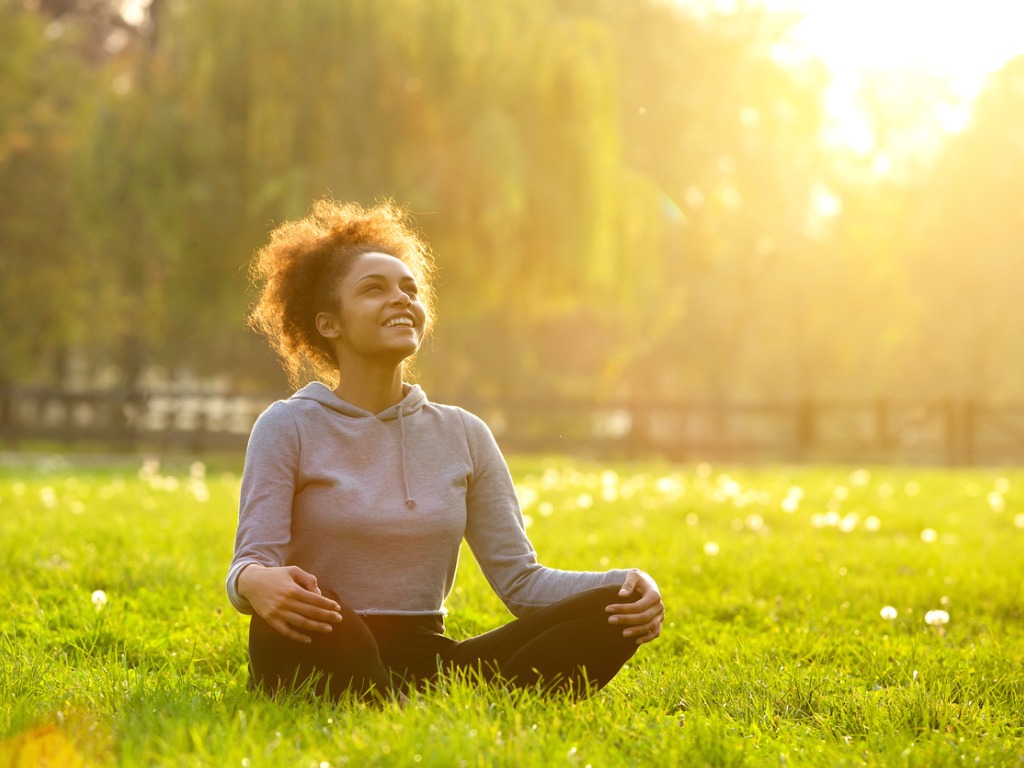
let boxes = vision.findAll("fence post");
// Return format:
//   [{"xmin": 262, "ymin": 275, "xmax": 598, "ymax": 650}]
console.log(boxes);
[
  {"xmin": 795, "ymin": 399, "xmax": 815, "ymax": 460},
  {"xmin": 0, "ymin": 381, "xmax": 12, "ymax": 446},
  {"xmin": 963, "ymin": 400, "xmax": 977, "ymax": 467}
]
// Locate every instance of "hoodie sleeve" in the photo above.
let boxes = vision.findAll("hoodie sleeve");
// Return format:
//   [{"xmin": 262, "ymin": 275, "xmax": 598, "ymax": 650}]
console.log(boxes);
[
  {"xmin": 459, "ymin": 411, "xmax": 631, "ymax": 617},
  {"xmin": 225, "ymin": 401, "xmax": 300, "ymax": 614}
]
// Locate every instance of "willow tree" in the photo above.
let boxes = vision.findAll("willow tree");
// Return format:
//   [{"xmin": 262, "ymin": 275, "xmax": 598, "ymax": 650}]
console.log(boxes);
[
  {"xmin": 0, "ymin": 3, "xmax": 101, "ymax": 385},
  {"xmin": 73, "ymin": 0, "xmax": 641, "ymax": 395}
]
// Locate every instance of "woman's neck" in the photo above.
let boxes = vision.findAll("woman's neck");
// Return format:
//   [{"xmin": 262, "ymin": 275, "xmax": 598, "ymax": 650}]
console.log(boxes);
[{"xmin": 332, "ymin": 363, "xmax": 406, "ymax": 414}]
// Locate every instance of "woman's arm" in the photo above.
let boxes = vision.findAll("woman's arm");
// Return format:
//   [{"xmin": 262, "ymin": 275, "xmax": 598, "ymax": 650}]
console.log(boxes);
[
  {"xmin": 228, "ymin": 403, "xmax": 342, "ymax": 640},
  {"xmin": 459, "ymin": 411, "xmax": 664, "ymax": 641}
]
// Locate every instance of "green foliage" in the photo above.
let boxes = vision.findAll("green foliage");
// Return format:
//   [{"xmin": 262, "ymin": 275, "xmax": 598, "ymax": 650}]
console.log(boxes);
[
  {"xmin": 3, "ymin": 2, "xmax": 1024, "ymax": 402},
  {"xmin": 2, "ymin": 456, "xmax": 1023, "ymax": 765},
  {"xmin": 0, "ymin": 3, "xmax": 102, "ymax": 381}
]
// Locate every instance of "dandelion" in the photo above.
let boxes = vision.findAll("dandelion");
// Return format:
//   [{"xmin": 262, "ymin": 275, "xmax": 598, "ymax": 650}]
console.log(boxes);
[
  {"xmin": 655, "ymin": 475, "xmax": 683, "ymax": 496},
  {"xmin": 703, "ymin": 541, "xmax": 720, "ymax": 556},
  {"xmin": 924, "ymin": 609, "xmax": 949, "ymax": 627},
  {"xmin": 850, "ymin": 468, "xmax": 871, "ymax": 487},
  {"xmin": 920, "ymin": 528, "xmax": 938, "ymax": 543},
  {"xmin": 986, "ymin": 491, "xmax": 1005, "ymax": 513},
  {"xmin": 91, "ymin": 590, "xmax": 107, "ymax": 610},
  {"xmin": 880, "ymin": 605, "xmax": 898, "ymax": 620},
  {"xmin": 745, "ymin": 513, "xmax": 765, "ymax": 532},
  {"xmin": 39, "ymin": 486, "xmax": 58, "ymax": 509},
  {"xmin": 138, "ymin": 457, "xmax": 160, "ymax": 480}
]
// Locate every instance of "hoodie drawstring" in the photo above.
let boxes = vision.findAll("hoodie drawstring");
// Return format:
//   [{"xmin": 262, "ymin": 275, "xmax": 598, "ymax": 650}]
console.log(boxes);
[{"xmin": 397, "ymin": 404, "xmax": 416, "ymax": 510}]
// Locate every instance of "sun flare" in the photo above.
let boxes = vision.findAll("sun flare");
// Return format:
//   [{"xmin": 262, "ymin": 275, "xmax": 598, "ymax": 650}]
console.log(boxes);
[{"xmin": 761, "ymin": 0, "xmax": 1024, "ymax": 153}]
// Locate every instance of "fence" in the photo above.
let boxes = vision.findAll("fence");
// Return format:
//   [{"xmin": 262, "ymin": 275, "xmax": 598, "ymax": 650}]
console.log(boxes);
[{"xmin": 2, "ymin": 385, "xmax": 1023, "ymax": 465}]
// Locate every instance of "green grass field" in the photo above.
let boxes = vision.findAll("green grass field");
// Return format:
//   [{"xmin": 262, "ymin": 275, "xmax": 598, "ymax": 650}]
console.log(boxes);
[{"xmin": 1, "ymin": 454, "xmax": 1022, "ymax": 767}]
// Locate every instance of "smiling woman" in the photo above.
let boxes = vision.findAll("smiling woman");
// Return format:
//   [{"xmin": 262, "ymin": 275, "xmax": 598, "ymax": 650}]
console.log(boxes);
[{"xmin": 228, "ymin": 198, "xmax": 665, "ymax": 704}]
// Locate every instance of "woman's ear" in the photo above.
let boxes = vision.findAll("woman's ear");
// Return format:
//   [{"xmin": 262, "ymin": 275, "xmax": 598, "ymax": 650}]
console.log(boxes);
[{"xmin": 315, "ymin": 311, "xmax": 341, "ymax": 339}]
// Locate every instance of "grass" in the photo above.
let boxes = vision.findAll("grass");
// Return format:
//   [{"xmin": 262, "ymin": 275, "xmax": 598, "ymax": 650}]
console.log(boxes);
[{"xmin": 1, "ymin": 452, "xmax": 1023, "ymax": 766}]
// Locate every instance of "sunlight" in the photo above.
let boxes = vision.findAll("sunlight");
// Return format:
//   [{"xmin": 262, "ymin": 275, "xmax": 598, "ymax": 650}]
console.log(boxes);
[
  {"xmin": 775, "ymin": 0, "xmax": 1024, "ymax": 150},
  {"xmin": 693, "ymin": 0, "xmax": 1024, "ymax": 155}
]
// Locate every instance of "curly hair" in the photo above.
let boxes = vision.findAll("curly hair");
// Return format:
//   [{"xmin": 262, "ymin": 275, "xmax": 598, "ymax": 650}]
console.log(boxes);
[{"xmin": 247, "ymin": 198, "xmax": 437, "ymax": 388}]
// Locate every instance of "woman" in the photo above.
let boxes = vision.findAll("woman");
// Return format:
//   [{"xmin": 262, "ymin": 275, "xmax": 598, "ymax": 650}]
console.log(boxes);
[{"xmin": 227, "ymin": 199, "xmax": 664, "ymax": 701}]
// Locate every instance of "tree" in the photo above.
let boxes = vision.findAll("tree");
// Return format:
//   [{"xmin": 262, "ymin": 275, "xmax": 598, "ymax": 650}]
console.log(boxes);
[{"xmin": 0, "ymin": 2, "xmax": 102, "ymax": 384}]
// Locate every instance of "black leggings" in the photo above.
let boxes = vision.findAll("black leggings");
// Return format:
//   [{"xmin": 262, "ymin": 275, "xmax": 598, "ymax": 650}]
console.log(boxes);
[{"xmin": 248, "ymin": 585, "xmax": 640, "ymax": 701}]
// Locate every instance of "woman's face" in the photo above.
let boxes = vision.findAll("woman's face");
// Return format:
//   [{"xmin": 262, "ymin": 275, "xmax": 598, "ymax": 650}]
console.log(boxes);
[{"xmin": 317, "ymin": 251, "xmax": 427, "ymax": 364}]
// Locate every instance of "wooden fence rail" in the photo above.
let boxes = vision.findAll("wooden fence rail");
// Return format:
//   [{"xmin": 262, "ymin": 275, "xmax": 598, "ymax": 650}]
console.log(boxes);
[{"xmin": 2, "ymin": 386, "xmax": 1023, "ymax": 465}]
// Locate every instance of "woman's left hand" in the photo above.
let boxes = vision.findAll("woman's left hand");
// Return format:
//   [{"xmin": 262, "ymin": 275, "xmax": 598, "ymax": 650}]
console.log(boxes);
[{"xmin": 606, "ymin": 570, "xmax": 664, "ymax": 645}]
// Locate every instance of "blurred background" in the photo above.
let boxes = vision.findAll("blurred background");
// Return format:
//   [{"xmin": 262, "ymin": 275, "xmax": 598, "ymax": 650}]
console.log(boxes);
[{"xmin": 2, "ymin": 0, "xmax": 1023, "ymax": 462}]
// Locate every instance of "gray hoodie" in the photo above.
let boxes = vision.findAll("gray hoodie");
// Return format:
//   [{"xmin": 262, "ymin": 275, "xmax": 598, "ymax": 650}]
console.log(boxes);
[{"xmin": 227, "ymin": 382, "xmax": 630, "ymax": 617}]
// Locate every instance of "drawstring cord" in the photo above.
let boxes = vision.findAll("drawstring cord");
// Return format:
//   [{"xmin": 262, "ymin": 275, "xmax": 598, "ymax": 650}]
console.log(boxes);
[{"xmin": 397, "ymin": 404, "xmax": 416, "ymax": 510}]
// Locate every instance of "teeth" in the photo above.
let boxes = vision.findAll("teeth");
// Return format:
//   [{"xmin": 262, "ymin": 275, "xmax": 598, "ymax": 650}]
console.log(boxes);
[{"xmin": 385, "ymin": 317, "xmax": 414, "ymax": 327}]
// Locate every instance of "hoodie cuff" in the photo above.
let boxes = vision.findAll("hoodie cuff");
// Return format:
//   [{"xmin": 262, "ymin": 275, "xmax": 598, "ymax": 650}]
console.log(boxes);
[{"xmin": 225, "ymin": 561, "xmax": 258, "ymax": 615}]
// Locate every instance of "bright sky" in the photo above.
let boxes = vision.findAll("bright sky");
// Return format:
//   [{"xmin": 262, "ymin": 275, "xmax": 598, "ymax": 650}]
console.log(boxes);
[
  {"xmin": 763, "ymin": 0, "xmax": 1024, "ymax": 151},
  {"xmin": 689, "ymin": 0, "xmax": 1024, "ymax": 156}
]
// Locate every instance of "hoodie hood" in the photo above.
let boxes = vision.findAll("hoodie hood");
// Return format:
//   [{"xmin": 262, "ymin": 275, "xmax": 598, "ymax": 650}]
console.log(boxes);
[
  {"xmin": 290, "ymin": 381, "xmax": 426, "ymax": 509},
  {"xmin": 290, "ymin": 381, "xmax": 428, "ymax": 420}
]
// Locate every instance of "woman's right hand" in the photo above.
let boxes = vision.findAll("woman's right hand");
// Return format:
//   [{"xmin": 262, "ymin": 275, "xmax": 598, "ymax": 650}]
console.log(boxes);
[{"xmin": 236, "ymin": 564, "xmax": 344, "ymax": 643}]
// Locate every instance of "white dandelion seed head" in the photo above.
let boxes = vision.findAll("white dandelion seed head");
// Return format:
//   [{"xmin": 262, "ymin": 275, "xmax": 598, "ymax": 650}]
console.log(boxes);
[
  {"xmin": 850, "ymin": 469, "xmax": 871, "ymax": 487},
  {"xmin": 91, "ymin": 590, "xmax": 107, "ymax": 609},
  {"xmin": 920, "ymin": 528, "xmax": 938, "ymax": 543},
  {"xmin": 880, "ymin": 605, "xmax": 898, "ymax": 620},
  {"xmin": 924, "ymin": 609, "xmax": 950, "ymax": 626},
  {"xmin": 703, "ymin": 541, "xmax": 720, "ymax": 556},
  {"xmin": 986, "ymin": 492, "xmax": 1005, "ymax": 513}
]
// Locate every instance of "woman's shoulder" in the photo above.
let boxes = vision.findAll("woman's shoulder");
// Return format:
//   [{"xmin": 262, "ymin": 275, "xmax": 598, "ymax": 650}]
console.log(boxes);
[{"xmin": 421, "ymin": 401, "xmax": 500, "ymax": 453}]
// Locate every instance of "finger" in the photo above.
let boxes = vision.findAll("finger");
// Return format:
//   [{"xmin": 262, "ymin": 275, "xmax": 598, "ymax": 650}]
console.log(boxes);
[
  {"xmin": 606, "ymin": 593, "xmax": 661, "ymax": 616},
  {"xmin": 616, "ymin": 573, "xmax": 640, "ymax": 597},
  {"xmin": 287, "ymin": 583, "xmax": 343, "ymax": 614},
  {"xmin": 269, "ymin": 618, "xmax": 313, "ymax": 644},
  {"xmin": 289, "ymin": 566, "xmax": 330, "ymax": 601},
  {"xmin": 281, "ymin": 600, "xmax": 344, "ymax": 627},
  {"xmin": 282, "ymin": 610, "xmax": 338, "ymax": 635},
  {"xmin": 609, "ymin": 604, "xmax": 663, "ymax": 626},
  {"xmin": 632, "ymin": 625, "xmax": 663, "ymax": 645},
  {"xmin": 623, "ymin": 619, "xmax": 663, "ymax": 643}
]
